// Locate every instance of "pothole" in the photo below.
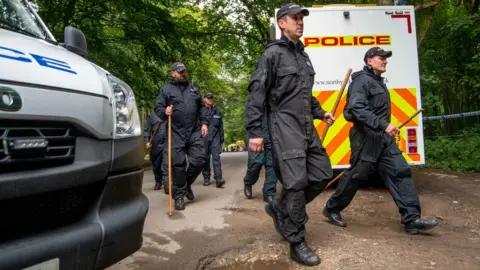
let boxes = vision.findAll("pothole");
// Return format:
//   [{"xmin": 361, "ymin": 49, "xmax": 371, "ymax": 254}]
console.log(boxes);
[{"xmin": 197, "ymin": 241, "xmax": 291, "ymax": 270}]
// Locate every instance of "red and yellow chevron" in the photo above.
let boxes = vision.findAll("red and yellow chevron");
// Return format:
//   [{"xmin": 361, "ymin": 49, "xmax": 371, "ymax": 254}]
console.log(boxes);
[{"xmin": 313, "ymin": 88, "xmax": 422, "ymax": 167}]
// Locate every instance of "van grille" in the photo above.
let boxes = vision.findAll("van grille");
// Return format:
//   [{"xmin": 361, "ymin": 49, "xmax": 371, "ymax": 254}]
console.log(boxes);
[
  {"xmin": 0, "ymin": 180, "xmax": 105, "ymax": 243},
  {"xmin": 0, "ymin": 121, "xmax": 76, "ymax": 172}
]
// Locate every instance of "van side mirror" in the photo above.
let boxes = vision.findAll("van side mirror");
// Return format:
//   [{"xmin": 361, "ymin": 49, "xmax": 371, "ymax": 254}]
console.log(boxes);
[{"xmin": 63, "ymin": 26, "xmax": 88, "ymax": 57}]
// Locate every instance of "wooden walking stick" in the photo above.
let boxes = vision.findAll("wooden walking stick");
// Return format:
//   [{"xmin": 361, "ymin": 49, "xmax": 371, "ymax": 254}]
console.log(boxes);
[
  {"xmin": 168, "ymin": 107, "xmax": 173, "ymax": 216},
  {"xmin": 144, "ymin": 120, "xmax": 161, "ymax": 155},
  {"xmin": 324, "ymin": 108, "xmax": 424, "ymax": 190},
  {"xmin": 321, "ymin": 68, "xmax": 352, "ymax": 141}
]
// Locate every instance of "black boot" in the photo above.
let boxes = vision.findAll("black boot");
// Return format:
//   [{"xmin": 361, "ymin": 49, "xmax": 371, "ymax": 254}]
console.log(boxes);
[
  {"xmin": 216, "ymin": 179, "xmax": 225, "ymax": 188},
  {"xmin": 186, "ymin": 185, "xmax": 194, "ymax": 201},
  {"xmin": 175, "ymin": 198, "xmax": 185, "ymax": 210},
  {"xmin": 203, "ymin": 179, "xmax": 211, "ymax": 186},
  {"xmin": 323, "ymin": 207, "xmax": 346, "ymax": 227},
  {"xmin": 244, "ymin": 184, "xmax": 252, "ymax": 199},
  {"xmin": 264, "ymin": 200, "xmax": 284, "ymax": 237},
  {"xmin": 164, "ymin": 186, "xmax": 169, "ymax": 195},
  {"xmin": 263, "ymin": 195, "xmax": 274, "ymax": 203},
  {"xmin": 154, "ymin": 182, "xmax": 162, "ymax": 190},
  {"xmin": 404, "ymin": 218, "xmax": 439, "ymax": 235},
  {"xmin": 290, "ymin": 241, "xmax": 321, "ymax": 266}
]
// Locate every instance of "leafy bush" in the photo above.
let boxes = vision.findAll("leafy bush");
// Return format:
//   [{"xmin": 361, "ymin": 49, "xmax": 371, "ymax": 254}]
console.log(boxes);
[{"xmin": 424, "ymin": 125, "xmax": 480, "ymax": 172}]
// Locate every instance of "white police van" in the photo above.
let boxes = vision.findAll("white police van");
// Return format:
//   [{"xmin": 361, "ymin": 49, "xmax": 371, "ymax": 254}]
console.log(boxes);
[{"xmin": 0, "ymin": 0, "xmax": 148, "ymax": 269}]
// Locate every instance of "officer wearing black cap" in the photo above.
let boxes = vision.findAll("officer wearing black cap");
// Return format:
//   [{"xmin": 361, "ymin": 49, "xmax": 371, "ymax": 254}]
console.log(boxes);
[
  {"xmin": 323, "ymin": 47, "xmax": 440, "ymax": 234},
  {"xmin": 155, "ymin": 61, "xmax": 208, "ymax": 210},
  {"xmin": 201, "ymin": 92, "xmax": 226, "ymax": 187},
  {"xmin": 246, "ymin": 2, "xmax": 335, "ymax": 266}
]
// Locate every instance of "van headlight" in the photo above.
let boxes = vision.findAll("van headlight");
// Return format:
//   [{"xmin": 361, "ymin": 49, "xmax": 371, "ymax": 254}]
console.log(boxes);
[{"xmin": 107, "ymin": 75, "xmax": 141, "ymax": 139}]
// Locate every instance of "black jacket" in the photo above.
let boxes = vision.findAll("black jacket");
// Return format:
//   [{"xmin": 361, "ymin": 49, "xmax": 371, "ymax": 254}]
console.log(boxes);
[
  {"xmin": 155, "ymin": 80, "xmax": 208, "ymax": 136},
  {"xmin": 246, "ymin": 36, "xmax": 326, "ymax": 141},
  {"xmin": 343, "ymin": 66, "xmax": 391, "ymax": 132},
  {"xmin": 202, "ymin": 106, "xmax": 224, "ymax": 142}
]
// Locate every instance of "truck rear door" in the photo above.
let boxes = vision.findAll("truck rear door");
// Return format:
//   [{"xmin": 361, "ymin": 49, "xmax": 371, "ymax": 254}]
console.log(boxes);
[{"xmin": 276, "ymin": 5, "xmax": 425, "ymax": 168}]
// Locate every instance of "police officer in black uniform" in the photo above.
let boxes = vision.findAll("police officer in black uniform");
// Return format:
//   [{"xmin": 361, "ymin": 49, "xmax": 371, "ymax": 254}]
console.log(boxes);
[
  {"xmin": 155, "ymin": 62, "xmax": 208, "ymax": 210},
  {"xmin": 323, "ymin": 47, "xmax": 439, "ymax": 234},
  {"xmin": 243, "ymin": 113, "xmax": 277, "ymax": 202},
  {"xmin": 143, "ymin": 112, "xmax": 166, "ymax": 191},
  {"xmin": 201, "ymin": 92, "xmax": 226, "ymax": 187},
  {"xmin": 246, "ymin": 3, "xmax": 335, "ymax": 266}
]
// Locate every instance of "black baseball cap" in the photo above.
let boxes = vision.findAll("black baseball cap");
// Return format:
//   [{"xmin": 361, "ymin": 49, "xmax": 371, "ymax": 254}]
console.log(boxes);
[
  {"xmin": 276, "ymin": 3, "xmax": 309, "ymax": 20},
  {"xmin": 171, "ymin": 62, "xmax": 186, "ymax": 72},
  {"xmin": 204, "ymin": 92, "xmax": 213, "ymax": 98},
  {"xmin": 364, "ymin": 47, "xmax": 392, "ymax": 63}
]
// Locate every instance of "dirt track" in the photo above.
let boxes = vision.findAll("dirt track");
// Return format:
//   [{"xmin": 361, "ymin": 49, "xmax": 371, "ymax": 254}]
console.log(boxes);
[{"xmin": 109, "ymin": 152, "xmax": 480, "ymax": 270}]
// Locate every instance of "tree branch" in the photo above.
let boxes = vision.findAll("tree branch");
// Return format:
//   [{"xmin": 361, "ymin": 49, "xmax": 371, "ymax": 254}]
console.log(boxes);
[
  {"xmin": 415, "ymin": 0, "xmax": 441, "ymax": 12},
  {"xmin": 417, "ymin": 13, "xmax": 433, "ymax": 47},
  {"xmin": 238, "ymin": 0, "xmax": 268, "ymax": 42}
]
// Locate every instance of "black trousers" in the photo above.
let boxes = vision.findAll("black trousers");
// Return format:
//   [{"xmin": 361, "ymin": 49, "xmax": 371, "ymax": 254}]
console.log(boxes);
[
  {"xmin": 202, "ymin": 135, "xmax": 223, "ymax": 181},
  {"xmin": 152, "ymin": 147, "xmax": 166, "ymax": 186},
  {"xmin": 325, "ymin": 127, "xmax": 421, "ymax": 223},
  {"xmin": 151, "ymin": 122, "xmax": 167, "ymax": 186},
  {"xmin": 271, "ymin": 129, "xmax": 332, "ymax": 244},
  {"xmin": 243, "ymin": 134, "xmax": 277, "ymax": 197},
  {"xmin": 164, "ymin": 127, "xmax": 206, "ymax": 200}
]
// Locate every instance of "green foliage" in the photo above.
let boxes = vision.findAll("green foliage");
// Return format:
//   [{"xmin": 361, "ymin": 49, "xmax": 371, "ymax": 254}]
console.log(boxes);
[
  {"xmin": 32, "ymin": 0, "xmax": 479, "ymax": 169},
  {"xmin": 425, "ymin": 125, "xmax": 480, "ymax": 172},
  {"xmin": 419, "ymin": 3, "xmax": 480, "ymax": 137}
]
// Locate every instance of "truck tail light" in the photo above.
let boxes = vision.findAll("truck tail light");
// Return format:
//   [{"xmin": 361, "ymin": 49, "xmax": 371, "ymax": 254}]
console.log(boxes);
[{"xmin": 406, "ymin": 127, "xmax": 418, "ymax": 154}]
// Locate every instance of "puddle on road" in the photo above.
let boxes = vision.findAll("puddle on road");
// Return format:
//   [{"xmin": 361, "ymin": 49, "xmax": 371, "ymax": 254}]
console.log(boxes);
[{"xmin": 210, "ymin": 260, "xmax": 290, "ymax": 270}]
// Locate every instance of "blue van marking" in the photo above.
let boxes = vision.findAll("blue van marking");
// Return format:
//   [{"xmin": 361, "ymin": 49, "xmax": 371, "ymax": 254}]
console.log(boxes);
[{"xmin": 0, "ymin": 45, "xmax": 77, "ymax": 75}]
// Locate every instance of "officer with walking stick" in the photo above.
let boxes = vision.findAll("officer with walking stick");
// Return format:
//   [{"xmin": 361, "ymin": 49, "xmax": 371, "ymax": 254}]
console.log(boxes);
[
  {"xmin": 322, "ymin": 47, "xmax": 440, "ymax": 234},
  {"xmin": 143, "ymin": 112, "xmax": 167, "ymax": 191},
  {"xmin": 155, "ymin": 62, "xmax": 208, "ymax": 211}
]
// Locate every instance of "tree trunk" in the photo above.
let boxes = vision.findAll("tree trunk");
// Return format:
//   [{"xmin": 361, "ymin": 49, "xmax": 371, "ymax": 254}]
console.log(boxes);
[{"xmin": 417, "ymin": 14, "xmax": 433, "ymax": 47}]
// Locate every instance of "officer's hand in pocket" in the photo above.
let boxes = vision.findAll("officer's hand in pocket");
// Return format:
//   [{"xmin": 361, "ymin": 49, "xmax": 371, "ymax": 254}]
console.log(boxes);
[{"xmin": 249, "ymin": 138, "xmax": 264, "ymax": 152}]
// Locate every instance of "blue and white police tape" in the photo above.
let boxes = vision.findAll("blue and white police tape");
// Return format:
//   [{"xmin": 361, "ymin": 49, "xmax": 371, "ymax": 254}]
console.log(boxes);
[{"xmin": 423, "ymin": 111, "xmax": 480, "ymax": 121}]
